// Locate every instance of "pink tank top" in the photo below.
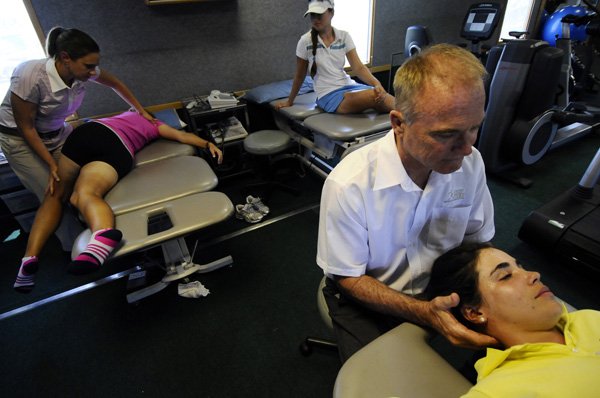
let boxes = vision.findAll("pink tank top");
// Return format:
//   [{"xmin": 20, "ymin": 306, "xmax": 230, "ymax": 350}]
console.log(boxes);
[{"xmin": 96, "ymin": 111, "xmax": 164, "ymax": 157}]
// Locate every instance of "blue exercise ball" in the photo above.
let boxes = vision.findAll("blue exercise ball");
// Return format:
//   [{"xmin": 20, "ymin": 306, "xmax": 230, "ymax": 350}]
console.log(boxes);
[
  {"xmin": 535, "ymin": 10, "xmax": 549, "ymax": 39},
  {"xmin": 542, "ymin": 5, "xmax": 590, "ymax": 46}
]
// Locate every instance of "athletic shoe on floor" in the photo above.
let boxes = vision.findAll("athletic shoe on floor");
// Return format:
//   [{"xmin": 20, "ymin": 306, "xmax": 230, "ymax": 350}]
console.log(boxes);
[
  {"xmin": 235, "ymin": 203, "xmax": 264, "ymax": 223},
  {"xmin": 246, "ymin": 195, "xmax": 269, "ymax": 215}
]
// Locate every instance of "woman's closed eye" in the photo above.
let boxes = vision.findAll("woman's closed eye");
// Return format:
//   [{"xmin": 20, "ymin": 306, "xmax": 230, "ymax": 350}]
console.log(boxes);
[
  {"xmin": 491, "ymin": 262, "xmax": 512, "ymax": 281},
  {"xmin": 499, "ymin": 273, "xmax": 512, "ymax": 281},
  {"xmin": 491, "ymin": 260, "xmax": 524, "ymax": 281}
]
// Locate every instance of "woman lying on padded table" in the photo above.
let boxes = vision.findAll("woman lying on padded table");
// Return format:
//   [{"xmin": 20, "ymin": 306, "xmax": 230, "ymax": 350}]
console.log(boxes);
[
  {"xmin": 425, "ymin": 242, "xmax": 600, "ymax": 398},
  {"xmin": 14, "ymin": 109, "xmax": 223, "ymax": 293}
]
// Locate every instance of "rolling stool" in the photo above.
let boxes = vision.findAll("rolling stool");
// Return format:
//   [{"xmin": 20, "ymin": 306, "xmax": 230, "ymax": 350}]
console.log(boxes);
[
  {"xmin": 300, "ymin": 276, "xmax": 338, "ymax": 355},
  {"xmin": 243, "ymin": 129, "xmax": 301, "ymax": 198}
]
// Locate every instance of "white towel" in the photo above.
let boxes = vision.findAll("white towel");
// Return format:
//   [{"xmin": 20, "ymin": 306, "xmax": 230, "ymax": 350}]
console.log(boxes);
[{"xmin": 178, "ymin": 280, "xmax": 210, "ymax": 298}]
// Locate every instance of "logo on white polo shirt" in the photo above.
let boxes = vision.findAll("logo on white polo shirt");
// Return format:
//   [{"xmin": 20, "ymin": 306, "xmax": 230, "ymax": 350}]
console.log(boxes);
[{"xmin": 445, "ymin": 189, "xmax": 465, "ymax": 202}]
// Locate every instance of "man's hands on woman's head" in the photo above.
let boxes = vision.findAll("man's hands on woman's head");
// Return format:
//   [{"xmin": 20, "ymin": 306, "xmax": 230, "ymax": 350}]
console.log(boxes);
[{"xmin": 427, "ymin": 293, "xmax": 499, "ymax": 349}]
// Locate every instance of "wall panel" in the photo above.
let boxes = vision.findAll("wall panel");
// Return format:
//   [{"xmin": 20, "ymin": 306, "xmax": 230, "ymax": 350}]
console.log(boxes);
[{"xmin": 30, "ymin": 0, "xmax": 506, "ymax": 116}]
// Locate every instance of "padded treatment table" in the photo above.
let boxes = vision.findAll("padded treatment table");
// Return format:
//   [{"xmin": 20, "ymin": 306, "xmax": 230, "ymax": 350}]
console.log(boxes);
[
  {"xmin": 334, "ymin": 323, "xmax": 472, "ymax": 398},
  {"xmin": 269, "ymin": 92, "xmax": 391, "ymax": 177},
  {"xmin": 303, "ymin": 111, "xmax": 391, "ymax": 141},
  {"xmin": 72, "ymin": 144, "xmax": 233, "ymax": 303},
  {"xmin": 275, "ymin": 92, "xmax": 323, "ymax": 121},
  {"xmin": 333, "ymin": 300, "xmax": 577, "ymax": 397},
  {"xmin": 134, "ymin": 138, "xmax": 195, "ymax": 167},
  {"xmin": 118, "ymin": 189, "xmax": 234, "ymax": 303},
  {"xmin": 113, "ymin": 191, "xmax": 231, "ymax": 257},
  {"xmin": 105, "ymin": 156, "xmax": 218, "ymax": 216}
]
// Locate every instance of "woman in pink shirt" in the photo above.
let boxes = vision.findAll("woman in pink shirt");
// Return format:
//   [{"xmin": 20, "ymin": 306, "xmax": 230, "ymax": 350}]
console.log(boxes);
[{"xmin": 14, "ymin": 110, "xmax": 222, "ymax": 292}]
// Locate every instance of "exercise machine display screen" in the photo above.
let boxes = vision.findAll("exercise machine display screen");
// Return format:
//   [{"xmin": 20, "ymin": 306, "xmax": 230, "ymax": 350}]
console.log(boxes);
[{"xmin": 462, "ymin": 3, "xmax": 501, "ymax": 41}]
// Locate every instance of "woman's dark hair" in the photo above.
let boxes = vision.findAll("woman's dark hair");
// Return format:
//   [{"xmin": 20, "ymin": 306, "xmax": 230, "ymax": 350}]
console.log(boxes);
[
  {"xmin": 310, "ymin": 28, "xmax": 319, "ymax": 79},
  {"xmin": 424, "ymin": 241, "xmax": 493, "ymax": 330},
  {"xmin": 45, "ymin": 27, "xmax": 100, "ymax": 60},
  {"xmin": 308, "ymin": 5, "xmax": 334, "ymax": 79}
]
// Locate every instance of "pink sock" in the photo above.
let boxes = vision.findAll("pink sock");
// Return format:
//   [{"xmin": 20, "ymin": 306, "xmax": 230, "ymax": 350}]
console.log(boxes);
[
  {"xmin": 67, "ymin": 228, "xmax": 122, "ymax": 275},
  {"xmin": 14, "ymin": 256, "xmax": 39, "ymax": 293}
]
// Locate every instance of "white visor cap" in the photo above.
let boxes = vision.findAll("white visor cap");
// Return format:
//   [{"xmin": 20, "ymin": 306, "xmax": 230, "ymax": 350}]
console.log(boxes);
[{"xmin": 304, "ymin": 0, "xmax": 334, "ymax": 17}]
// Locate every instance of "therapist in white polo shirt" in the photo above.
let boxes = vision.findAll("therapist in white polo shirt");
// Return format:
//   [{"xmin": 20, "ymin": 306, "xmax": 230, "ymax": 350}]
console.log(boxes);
[
  {"xmin": 317, "ymin": 44, "xmax": 497, "ymax": 363},
  {"xmin": 276, "ymin": 0, "xmax": 395, "ymax": 114},
  {"xmin": 0, "ymin": 26, "xmax": 152, "ymax": 251}
]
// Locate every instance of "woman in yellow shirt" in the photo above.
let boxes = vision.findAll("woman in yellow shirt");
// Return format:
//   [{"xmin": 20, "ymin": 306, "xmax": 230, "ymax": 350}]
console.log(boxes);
[{"xmin": 425, "ymin": 242, "xmax": 600, "ymax": 398}]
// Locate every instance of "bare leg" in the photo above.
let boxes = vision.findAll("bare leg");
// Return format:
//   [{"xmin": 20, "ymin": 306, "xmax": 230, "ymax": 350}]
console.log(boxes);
[
  {"xmin": 69, "ymin": 161, "xmax": 119, "ymax": 231},
  {"xmin": 67, "ymin": 161, "xmax": 122, "ymax": 275},
  {"xmin": 336, "ymin": 89, "xmax": 395, "ymax": 114},
  {"xmin": 1, "ymin": 135, "xmax": 83, "ymax": 251},
  {"xmin": 24, "ymin": 156, "xmax": 81, "ymax": 257},
  {"xmin": 15, "ymin": 155, "xmax": 80, "ymax": 292}
]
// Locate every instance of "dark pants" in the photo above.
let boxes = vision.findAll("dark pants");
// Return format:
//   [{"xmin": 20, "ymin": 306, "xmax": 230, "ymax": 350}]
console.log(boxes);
[
  {"xmin": 62, "ymin": 122, "xmax": 134, "ymax": 179},
  {"xmin": 322, "ymin": 277, "xmax": 405, "ymax": 363}
]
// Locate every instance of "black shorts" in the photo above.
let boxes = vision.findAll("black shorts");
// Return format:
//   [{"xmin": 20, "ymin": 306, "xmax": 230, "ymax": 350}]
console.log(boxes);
[{"xmin": 62, "ymin": 122, "xmax": 134, "ymax": 179}]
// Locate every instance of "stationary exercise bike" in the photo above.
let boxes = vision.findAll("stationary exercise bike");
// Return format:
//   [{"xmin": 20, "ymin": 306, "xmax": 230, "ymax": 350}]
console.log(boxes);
[
  {"xmin": 477, "ymin": 4, "xmax": 600, "ymax": 187},
  {"xmin": 518, "ymin": 2, "xmax": 600, "ymax": 272},
  {"xmin": 542, "ymin": 1, "xmax": 600, "ymax": 99},
  {"xmin": 390, "ymin": 2, "xmax": 500, "ymax": 94},
  {"xmin": 459, "ymin": 2, "xmax": 502, "ymax": 62}
]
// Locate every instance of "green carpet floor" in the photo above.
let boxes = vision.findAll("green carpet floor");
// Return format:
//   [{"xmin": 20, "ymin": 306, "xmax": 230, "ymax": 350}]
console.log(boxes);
[
  {"xmin": 0, "ymin": 131, "xmax": 599, "ymax": 397},
  {"xmin": 0, "ymin": 208, "xmax": 340, "ymax": 397}
]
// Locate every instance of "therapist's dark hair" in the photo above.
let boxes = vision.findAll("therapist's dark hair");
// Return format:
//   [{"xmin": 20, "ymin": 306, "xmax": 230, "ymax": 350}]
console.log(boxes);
[
  {"xmin": 46, "ymin": 27, "xmax": 100, "ymax": 60},
  {"xmin": 424, "ymin": 241, "xmax": 492, "ymax": 330}
]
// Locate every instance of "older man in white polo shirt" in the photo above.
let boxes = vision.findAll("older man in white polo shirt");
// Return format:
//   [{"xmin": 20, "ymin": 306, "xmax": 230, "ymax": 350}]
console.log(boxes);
[{"xmin": 317, "ymin": 44, "xmax": 497, "ymax": 363}]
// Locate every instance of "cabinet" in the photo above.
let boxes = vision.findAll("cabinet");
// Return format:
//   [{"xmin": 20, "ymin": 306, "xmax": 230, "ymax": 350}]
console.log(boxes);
[
  {"xmin": 181, "ymin": 95, "xmax": 249, "ymax": 138},
  {"xmin": 181, "ymin": 95, "xmax": 251, "ymax": 179}
]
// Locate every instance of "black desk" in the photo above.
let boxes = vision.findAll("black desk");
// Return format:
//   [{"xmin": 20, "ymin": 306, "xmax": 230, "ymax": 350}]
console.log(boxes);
[
  {"xmin": 182, "ymin": 95, "xmax": 249, "ymax": 135},
  {"xmin": 181, "ymin": 96, "xmax": 251, "ymax": 180}
]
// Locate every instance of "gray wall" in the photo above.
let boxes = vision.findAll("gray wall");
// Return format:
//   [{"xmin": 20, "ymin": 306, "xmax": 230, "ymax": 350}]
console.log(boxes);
[
  {"xmin": 30, "ymin": 0, "xmax": 506, "ymax": 117},
  {"xmin": 373, "ymin": 1, "xmax": 506, "ymax": 66}
]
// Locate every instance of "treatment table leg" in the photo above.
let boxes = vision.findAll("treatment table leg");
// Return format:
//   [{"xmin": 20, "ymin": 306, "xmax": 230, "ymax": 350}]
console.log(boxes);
[{"xmin": 126, "ymin": 237, "xmax": 234, "ymax": 303}]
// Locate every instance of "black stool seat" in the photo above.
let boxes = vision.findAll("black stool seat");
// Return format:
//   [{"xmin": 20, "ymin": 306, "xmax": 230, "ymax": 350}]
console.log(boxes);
[
  {"xmin": 243, "ymin": 130, "xmax": 300, "ymax": 198},
  {"xmin": 243, "ymin": 129, "xmax": 292, "ymax": 155}
]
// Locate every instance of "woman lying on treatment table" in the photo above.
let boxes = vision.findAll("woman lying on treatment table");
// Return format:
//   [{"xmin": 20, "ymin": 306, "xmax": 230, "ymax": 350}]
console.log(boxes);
[
  {"xmin": 425, "ymin": 242, "xmax": 600, "ymax": 398},
  {"xmin": 14, "ymin": 109, "xmax": 223, "ymax": 293}
]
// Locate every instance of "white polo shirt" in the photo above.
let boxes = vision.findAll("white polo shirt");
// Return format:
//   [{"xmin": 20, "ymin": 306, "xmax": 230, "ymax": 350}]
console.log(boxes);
[
  {"xmin": 296, "ymin": 27, "xmax": 357, "ymax": 99},
  {"xmin": 316, "ymin": 130, "xmax": 495, "ymax": 295},
  {"xmin": 0, "ymin": 58, "xmax": 99, "ymax": 149}
]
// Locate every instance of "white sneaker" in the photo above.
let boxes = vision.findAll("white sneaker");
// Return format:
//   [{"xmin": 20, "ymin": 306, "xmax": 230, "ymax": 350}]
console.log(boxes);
[
  {"xmin": 246, "ymin": 195, "xmax": 269, "ymax": 215},
  {"xmin": 235, "ymin": 203, "xmax": 264, "ymax": 223}
]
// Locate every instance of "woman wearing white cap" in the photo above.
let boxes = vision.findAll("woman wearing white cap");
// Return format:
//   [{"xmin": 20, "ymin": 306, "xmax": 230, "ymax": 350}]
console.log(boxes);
[{"xmin": 276, "ymin": 0, "xmax": 395, "ymax": 114}]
